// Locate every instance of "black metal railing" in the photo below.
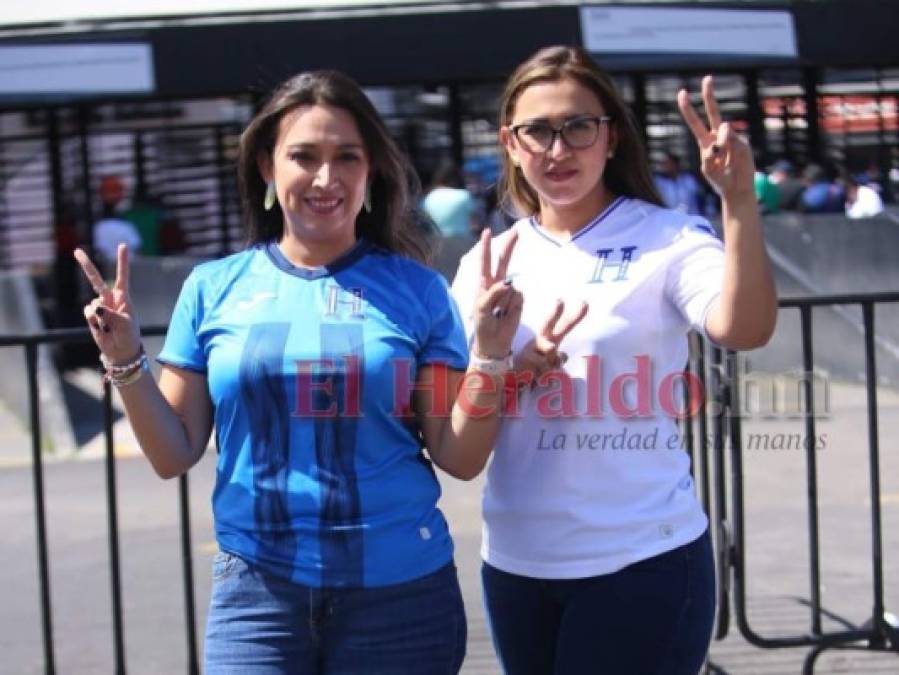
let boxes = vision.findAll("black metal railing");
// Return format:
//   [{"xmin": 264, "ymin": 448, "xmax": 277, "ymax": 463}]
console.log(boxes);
[
  {"xmin": 0, "ymin": 324, "xmax": 199, "ymax": 675},
  {"xmin": 687, "ymin": 291, "xmax": 899, "ymax": 673}
]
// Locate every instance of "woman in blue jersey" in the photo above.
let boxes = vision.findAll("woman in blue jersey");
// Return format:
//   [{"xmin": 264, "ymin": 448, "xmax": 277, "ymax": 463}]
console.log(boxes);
[
  {"xmin": 451, "ymin": 47, "xmax": 777, "ymax": 674},
  {"xmin": 75, "ymin": 70, "xmax": 524, "ymax": 674}
]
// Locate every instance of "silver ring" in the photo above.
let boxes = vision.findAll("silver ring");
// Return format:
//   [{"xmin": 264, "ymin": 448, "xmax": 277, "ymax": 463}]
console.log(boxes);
[{"xmin": 492, "ymin": 307, "xmax": 507, "ymax": 319}]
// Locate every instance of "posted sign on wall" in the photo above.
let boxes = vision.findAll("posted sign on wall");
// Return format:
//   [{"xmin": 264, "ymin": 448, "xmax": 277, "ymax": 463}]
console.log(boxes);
[
  {"xmin": 0, "ymin": 44, "xmax": 155, "ymax": 96},
  {"xmin": 580, "ymin": 6, "xmax": 798, "ymax": 58}
]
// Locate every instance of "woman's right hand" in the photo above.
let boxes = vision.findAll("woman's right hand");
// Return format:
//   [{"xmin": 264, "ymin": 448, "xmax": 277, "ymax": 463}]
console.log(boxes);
[{"xmin": 74, "ymin": 243, "xmax": 143, "ymax": 364}]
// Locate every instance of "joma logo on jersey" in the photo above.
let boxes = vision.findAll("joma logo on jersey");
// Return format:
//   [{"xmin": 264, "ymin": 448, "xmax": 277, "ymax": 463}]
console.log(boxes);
[
  {"xmin": 325, "ymin": 285, "xmax": 365, "ymax": 319},
  {"xmin": 588, "ymin": 246, "xmax": 637, "ymax": 283}
]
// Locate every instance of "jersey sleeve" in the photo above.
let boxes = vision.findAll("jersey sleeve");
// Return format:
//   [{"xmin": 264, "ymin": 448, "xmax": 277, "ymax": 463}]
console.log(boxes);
[
  {"xmin": 419, "ymin": 273, "xmax": 469, "ymax": 371},
  {"xmin": 157, "ymin": 271, "xmax": 207, "ymax": 372},
  {"xmin": 665, "ymin": 221, "xmax": 725, "ymax": 337}
]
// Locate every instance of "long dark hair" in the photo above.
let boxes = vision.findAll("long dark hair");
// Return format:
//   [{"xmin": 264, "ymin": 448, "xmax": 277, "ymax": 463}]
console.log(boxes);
[
  {"xmin": 238, "ymin": 70, "xmax": 433, "ymax": 263},
  {"xmin": 498, "ymin": 46, "xmax": 663, "ymax": 216}
]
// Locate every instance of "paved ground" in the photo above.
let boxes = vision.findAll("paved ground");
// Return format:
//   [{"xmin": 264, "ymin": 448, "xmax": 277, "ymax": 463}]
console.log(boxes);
[{"xmin": 0, "ymin": 372, "xmax": 897, "ymax": 674}]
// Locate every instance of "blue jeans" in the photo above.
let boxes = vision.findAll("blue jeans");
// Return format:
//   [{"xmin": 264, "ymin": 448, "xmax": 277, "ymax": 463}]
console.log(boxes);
[
  {"xmin": 482, "ymin": 530, "xmax": 715, "ymax": 675},
  {"xmin": 205, "ymin": 553, "xmax": 466, "ymax": 674}
]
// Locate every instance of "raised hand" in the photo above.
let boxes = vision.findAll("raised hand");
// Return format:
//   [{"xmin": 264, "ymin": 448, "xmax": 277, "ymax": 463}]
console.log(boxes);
[
  {"xmin": 74, "ymin": 243, "xmax": 142, "ymax": 364},
  {"xmin": 471, "ymin": 228, "xmax": 523, "ymax": 359},
  {"xmin": 514, "ymin": 298, "xmax": 588, "ymax": 386},
  {"xmin": 677, "ymin": 75, "xmax": 756, "ymax": 203}
]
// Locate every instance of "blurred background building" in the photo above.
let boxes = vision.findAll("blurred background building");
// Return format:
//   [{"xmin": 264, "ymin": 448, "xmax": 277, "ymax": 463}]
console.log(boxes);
[{"xmin": 0, "ymin": 0, "xmax": 897, "ymax": 305}]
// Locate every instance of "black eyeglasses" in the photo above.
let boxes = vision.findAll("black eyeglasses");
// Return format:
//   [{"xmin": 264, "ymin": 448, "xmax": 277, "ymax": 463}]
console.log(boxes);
[{"xmin": 509, "ymin": 115, "xmax": 612, "ymax": 152}]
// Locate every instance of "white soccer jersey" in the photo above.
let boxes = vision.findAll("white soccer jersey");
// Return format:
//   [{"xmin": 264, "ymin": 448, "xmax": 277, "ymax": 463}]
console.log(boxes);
[{"xmin": 451, "ymin": 197, "xmax": 724, "ymax": 579}]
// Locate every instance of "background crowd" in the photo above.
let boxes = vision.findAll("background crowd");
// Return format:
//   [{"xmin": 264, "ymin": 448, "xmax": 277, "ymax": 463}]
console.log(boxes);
[{"xmin": 419, "ymin": 149, "xmax": 896, "ymax": 250}]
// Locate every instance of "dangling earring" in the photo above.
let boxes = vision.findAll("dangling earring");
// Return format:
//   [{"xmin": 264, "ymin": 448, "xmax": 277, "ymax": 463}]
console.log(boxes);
[
  {"xmin": 264, "ymin": 181, "xmax": 277, "ymax": 211},
  {"xmin": 363, "ymin": 184, "xmax": 372, "ymax": 213},
  {"xmin": 608, "ymin": 149, "xmax": 616, "ymax": 159}
]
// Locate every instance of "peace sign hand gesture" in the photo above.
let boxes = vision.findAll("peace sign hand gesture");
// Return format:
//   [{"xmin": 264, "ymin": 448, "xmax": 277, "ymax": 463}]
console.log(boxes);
[
  {"xmin": 514, "ymin": 299, "xmax": 589, "ymax": 387},
  {"xmin": 678, "ymin": 75, "xmax": 756, "ymax": 203},
  {"xmin": 471, "ymin": 229, "xmax": 523, "ymax": 359},
  {"xmin": 74, "ymin": 244, "xmax": 142, "ymax": 364}
]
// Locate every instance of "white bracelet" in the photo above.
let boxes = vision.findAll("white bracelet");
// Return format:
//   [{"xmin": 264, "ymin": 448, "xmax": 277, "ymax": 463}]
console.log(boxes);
[
  {"xmin": 100, "ymin": 346, "xmax": 145, "ymax": 374},
  {"xmin": 469, "ymin": 351, "xmax": 513, "ymax": 376}
]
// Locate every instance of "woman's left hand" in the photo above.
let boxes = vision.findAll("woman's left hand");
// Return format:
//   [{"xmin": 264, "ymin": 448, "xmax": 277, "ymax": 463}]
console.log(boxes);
[
  {"xmin": 471, "ymin": 229, "xmax": 523, "ymax": 360},
  {"xmin": 513, "ymin": 299, "xmax": 588, "ymax": 390},
  {"xmin": 678, "ymin": 75, "xmax": 756, "ymax": 204}
]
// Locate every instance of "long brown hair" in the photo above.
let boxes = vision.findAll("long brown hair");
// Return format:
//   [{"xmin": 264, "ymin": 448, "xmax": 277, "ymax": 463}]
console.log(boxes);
[
  {"xmin": 498, "ymin": 46, "xmax": 663, "ymax": 216},
  {"xmin": 238, "ymin": 70, "xmax": 433, "ymax": 263}
]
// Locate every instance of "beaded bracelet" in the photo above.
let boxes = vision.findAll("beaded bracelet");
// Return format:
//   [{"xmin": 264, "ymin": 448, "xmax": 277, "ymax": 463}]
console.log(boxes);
[
  {"xmin": 100, "ymin": 346, "xmax": 144, "ymax": 374},
  {"xmin": 100, "ymin": 346, "xmax": 147, "ymax": 386},
  {"xmin": 108, "ymin": 355, "xmax": 149, "ymax": 388}
]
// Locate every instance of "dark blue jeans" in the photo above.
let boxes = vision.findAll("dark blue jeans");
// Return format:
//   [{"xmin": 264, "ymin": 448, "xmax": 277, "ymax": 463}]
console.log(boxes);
[
  {"xmin": 205, "ymin": 553, "xmax": 466, "ymax": 674},
  {"xmin": 482, "ymin": 530, "xmax": 715, "ymax": 675}
]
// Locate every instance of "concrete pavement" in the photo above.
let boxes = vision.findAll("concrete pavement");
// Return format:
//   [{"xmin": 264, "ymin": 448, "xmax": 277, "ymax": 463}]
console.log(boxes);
[{"xmin": 0, "ymin": 375, "xmax": 897, "ymax": 673}]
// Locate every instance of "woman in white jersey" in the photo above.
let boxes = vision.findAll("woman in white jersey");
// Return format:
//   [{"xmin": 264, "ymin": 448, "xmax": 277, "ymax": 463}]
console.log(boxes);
[{"xmin": 451, "ymin": 46, "xmax": 777, "ymax": 674}]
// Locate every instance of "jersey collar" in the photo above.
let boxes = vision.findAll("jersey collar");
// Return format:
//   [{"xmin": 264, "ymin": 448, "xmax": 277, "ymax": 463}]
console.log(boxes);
[
  {"xmin": 264, "ymin": 238, "xmax": 371, "ymax": 279},
  {"xmin": 527, "ymin": 196, "xmax": 628, "ymax": 248}
]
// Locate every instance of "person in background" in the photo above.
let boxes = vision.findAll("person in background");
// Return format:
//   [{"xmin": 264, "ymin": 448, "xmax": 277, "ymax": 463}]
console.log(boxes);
[
  {"xmin": 422, "ymin": 158, "xmax": 480, "ymax": 237},
  {"xmin": 844, "ymin": 172, "xmax": 884, "ymax": 219},
  {"xmin": 451, "ymin": 45, "xmax": 776, "ymax": 675},
  {"xmin": 122, "ymin": 186, "xmax": 166, "ymax": 256},
  {"xmin": 75, "ymin": 69, "xmax": 524, "ymax": 674},
  {"xmin": 856, "ymin": 162, "xmax": 884, "ymax": 195},
  {"xmin": 754, "ymin": 169, "xmax": 780, "ymax": 214},
  {"xmin": 92, "ymin": 174, "xmax": 142, "ymax": 268},
  {"xmin": 654, "ymin": 150, "xmax": 704, "ymax": 215},
  {"xmin": 799, "ymin": 163, "xmax": 845, "ymax": 213},
  {"xmin": 767, "ymin": 159, "xmax": 804, "ymax": 211}
]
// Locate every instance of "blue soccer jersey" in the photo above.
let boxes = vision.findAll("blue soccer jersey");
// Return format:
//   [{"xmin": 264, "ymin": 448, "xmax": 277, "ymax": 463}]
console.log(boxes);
[{"xmin": 158, "ymin": 240, "xmax": 469, "ymax": 588}]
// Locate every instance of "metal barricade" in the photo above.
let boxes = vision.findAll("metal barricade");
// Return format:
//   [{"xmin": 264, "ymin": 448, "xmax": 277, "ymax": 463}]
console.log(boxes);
[
  {"xmin": 6, "ymin": 292, "xmax": 899, "ymax": 673},
  {"xmin": 0, "ymin": 325, "xmax": 199, "ymax": 675},
  {"xmin": 688, "ymin": 291, "xmax": 899, "ymax": 673}
]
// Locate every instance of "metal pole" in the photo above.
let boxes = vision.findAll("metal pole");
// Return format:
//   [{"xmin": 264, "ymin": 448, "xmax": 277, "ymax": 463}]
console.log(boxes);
[
  {"xmin": 47, "ymin": 109, "xmax": 65, "ymax": 231},
  {"xmin": 133, "ymin": 132, "xmax": 147, "ymax": 196},
  {"xmin": 710, "ymin": 346, "xmax": 731, "ymax": 640},
  {"xmin": 448, "ymin": 84, "xmax": 464, "ymax": 169},
  {"xmin": 781, "ymin": 99, "xmax": 794, "ymax": 166},
  {"xmin": 214, "ymin": 126, "xmax": 231, "ymax": 256},
  {"xmin": 683, "ymin": 358, "xmax": 696, "ymax": 480},
  {"xmin": 802, "ymin": 68, "xmax": 823, "ymax": 165},
  {"xmin": 861, "ymin": 302, "xmax": 886, "ymax": 638},
  {"xmin": 744, "ymin": 71, "xmax": 768, "ymax": 169},
  {"xmin": 632, "ymin": 73, "xmax": 648, "ymax": 146},
  {"xmin": 695, "ymin": 334, "xmax": 711, "ymax": 518},
  {"xmin": 179, "ymin": 475, "xmax": 200, "ymax": 675},
  {"xmin": 800, "ymin": 305, "xmax": 823, "ymax": 635},
  {"xmin": 26, "ymin": 342, "xmax": 56, "ymax": 674},
  {"xmin": 77, "ymin": 106, "xmax": 95, "ymax": 253},
  {"xmin": 103, "ymin": 382, "xmax": 127, "ymax": 674}
]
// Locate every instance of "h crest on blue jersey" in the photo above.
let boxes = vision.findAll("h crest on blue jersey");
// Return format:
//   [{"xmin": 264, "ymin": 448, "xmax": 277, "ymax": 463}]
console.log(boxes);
[
  {"xmin": 326, "ymin": 285, "xmax": 365, "ymax": 319},
  {"xmin": 589, "ymin": 246, "xmax": 638, "ymax": 283}
]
